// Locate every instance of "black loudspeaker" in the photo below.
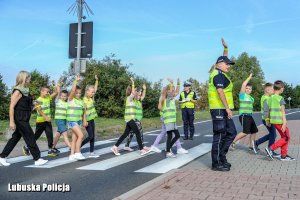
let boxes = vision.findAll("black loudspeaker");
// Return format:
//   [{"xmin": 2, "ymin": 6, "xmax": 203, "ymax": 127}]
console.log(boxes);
[{"xmin": 69, "ymin": 21, "xmax": 93, "ymax": 59}]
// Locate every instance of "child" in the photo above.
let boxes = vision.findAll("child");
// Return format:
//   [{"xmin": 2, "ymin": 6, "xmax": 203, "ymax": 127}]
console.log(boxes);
[
  {"xmin": 124, "ymin": 84, "xmax": 146, "ymax": 151},
  {"xmin": 22, "ymin": 81, "xmax": 59, "ymax": 157},
  {"xmin": 0, "ymin": 71, "xmax": 48, "ymax": 166},
  {"xmin": 111, "ymin": 77, "xmax": 150, "ymax": 156},
  {"xmin": 231, "ymin": 73, "xmax": 259, "ymax": 153},
  {"xmin": 150, "ymin": 79, "xmax": 188, "ymax": 154},
  {"xmin": 265, "ymin": 80, "xmax": 295, "ymax": 161},
  {"xmin": 52, "ymin": 81, "xmax": 71, "ymax": 150},
  {"xmin": 158, "ymin": 83, "xmax": 181, "ymax": 158},
  {"xmin": 81, "ymin": 75, "xmax": 99, "ymax": 158},
  {"xmin": 254, "ymin": 83, "xmax": 280, "ymax": 157},
  {"xmin": 67, "ymin": 75, "xmax": 86, "ymax": 161}
]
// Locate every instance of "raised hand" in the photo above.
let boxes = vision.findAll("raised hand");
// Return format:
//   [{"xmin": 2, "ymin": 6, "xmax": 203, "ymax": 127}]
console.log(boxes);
[
  {"xmin": 142, "ymin": 83, "xmax": 146, "ymax": 90},
  {"xmin": 221, "ymin": 37, "xmax": 228, "ymax": 48},
  {"xmin": 95, "ymin": 75, "xmax": 98, "ymax": 80}
]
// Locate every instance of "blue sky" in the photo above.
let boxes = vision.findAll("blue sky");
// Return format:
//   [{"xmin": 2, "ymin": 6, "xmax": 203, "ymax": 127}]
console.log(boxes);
[{"xmin": 1, "ymin": 0, "xmax": 300, "ymax": 87}]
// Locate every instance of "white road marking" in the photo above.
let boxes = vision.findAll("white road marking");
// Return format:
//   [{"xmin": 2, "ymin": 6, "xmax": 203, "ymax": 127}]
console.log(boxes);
[{"xmin": 135, "ymin": 143, "xmax": 211, "ymax": 174}]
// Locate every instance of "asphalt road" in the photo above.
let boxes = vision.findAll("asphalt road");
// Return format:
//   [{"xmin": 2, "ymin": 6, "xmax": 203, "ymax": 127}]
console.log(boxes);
[{"xmin": 1, "ymin": 109, "xmax": 300, "ymax": 200}]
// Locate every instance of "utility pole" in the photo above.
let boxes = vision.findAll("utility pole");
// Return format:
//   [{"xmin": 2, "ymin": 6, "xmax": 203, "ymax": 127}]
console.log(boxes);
[{"xmin": 76, "ymin": 0, "xmax": 83, "ymax": 74}]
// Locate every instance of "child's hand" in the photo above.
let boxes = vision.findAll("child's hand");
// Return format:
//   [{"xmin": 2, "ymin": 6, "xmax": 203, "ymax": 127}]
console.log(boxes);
[
  {"xmin": 52, "ymin": 80, "xmax": 56, "ymax": 86},
  {"xmin": 76, "ymin": 74, "xmax": 81, "ymax": 81},
  {"xmin": 142, "ymin": 84, "xmax": 146, "ymax": 90},
  {"xmin": 45, "ymin": 116, "xmax": 52, "ymax": 122},
  {"xmin": 281, "ymin": 123, "xmax": 287, "ymax": 132},
  {"xmin": 83, "ymin": 121, "xmax": 88, "ymax": 128},
  {"xmin": 266, "ymin": 120, "xmax": 271, "ymax": 127},
  {"xmin": 95, "ymin": 75, "xmax": 98, "ymax": 80},
  {"xmin": 177, "ymin": 78, "xmax": 180, "ymax": 85},
  {"xmin": 130, "ymin": 77, "xmax": 134, "ymax": 82},
  {"xmin": 248, "ymin": 73, "xmax": 253, "ymax": 80},
  {"xmin": 221, "ymin": 38, "xmax": 228, "ymax": 48}
]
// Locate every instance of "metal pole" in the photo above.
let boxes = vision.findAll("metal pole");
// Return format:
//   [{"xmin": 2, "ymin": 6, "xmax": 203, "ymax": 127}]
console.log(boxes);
[{"xmin": 76, "ymin": 0, "xmax": 83, "ymax": 73}]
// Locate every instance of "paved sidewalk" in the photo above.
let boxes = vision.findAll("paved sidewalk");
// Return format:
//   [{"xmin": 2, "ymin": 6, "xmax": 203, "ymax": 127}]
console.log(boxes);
[{"xmin": 116, "ymin": 120, "xmax": 300, "ymax": 200}]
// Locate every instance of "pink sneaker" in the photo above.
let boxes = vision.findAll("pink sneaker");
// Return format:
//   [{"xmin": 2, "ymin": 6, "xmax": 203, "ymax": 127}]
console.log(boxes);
[{"xmin": 111, "ymin": 146, "xmax": 120, "ymax": 156}]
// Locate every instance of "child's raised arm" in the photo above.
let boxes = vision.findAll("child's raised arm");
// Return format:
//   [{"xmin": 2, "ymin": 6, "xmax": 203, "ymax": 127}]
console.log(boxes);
[
  {"xmin": 240, "ymin": 73, "xmax": 252, "ymax": 94},
  {"xmin": 68, "ymin": 74, "xmax": 80, "ymax": 101}
]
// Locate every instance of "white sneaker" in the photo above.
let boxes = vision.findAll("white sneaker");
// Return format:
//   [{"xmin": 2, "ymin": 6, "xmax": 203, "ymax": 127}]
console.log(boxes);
[
  {"xmin": 124, "ymin": 146, "xmax": 134, "ymax": 152},
  {"xmin": 0, "ymin": 157, "xmax": 11, "ymax": 166},
  {"xmin": 177, "ymin": 148, "xmax": 188, "ymax": 154},
  {"xmin": 150, "ymin": 145, "xmax": 162, "ymax": 153},
  {"xmin": 74, "ymin": 153, "xmax": 86, "ymax": 160},
  {"xmin": 111, "ymin": 146, "xmax": 120, "ymax": 156},
  {"xmin": 166, "ymin": 152, "xmax": 176, "ymax": 158},
  {"xmin": 88, "ymin": 152, "xmax": 99, "ymax": 158},
  {"xmin": 69, "ymin": 154, "xmax": 77, "ymax": 161},
  {"xmin": 34, "ymin": 158, "xmax": 48, "ymax": 166}
]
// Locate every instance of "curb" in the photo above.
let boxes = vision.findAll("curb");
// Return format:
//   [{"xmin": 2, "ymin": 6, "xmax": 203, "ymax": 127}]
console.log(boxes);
[{"xmin": 113, "ymin": 169, "xmax": 179, "ymax": 200}]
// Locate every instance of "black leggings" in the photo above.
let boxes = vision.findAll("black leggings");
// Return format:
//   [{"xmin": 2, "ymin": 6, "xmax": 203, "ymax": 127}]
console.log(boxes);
[
  {"xmin": 81, "ymin": 119, "xmax": 95, "ymax": 152},
  {"xmin": 166, "ymin": 129, "xmax": 180, "ymax": 152},
  {"xmin": 115, "ymin": 119, "xmax": 144, "ymax": 150},
  {"xmin": 0, "ymin": 120, "xmax": 41, "ymax": 161},
  {"xmin": 125, "ymin": 121, "xmax": 144, "ymax": 147}
]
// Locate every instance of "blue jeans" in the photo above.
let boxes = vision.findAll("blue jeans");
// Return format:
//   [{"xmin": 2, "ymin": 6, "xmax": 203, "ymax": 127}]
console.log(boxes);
[{"xmin": 255, "ymin": 120, "xmax": 276, "ymax": 147}]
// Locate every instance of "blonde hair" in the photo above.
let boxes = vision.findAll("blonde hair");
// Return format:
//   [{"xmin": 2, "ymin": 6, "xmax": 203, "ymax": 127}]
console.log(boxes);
[
  {"xmin": 15, "ymin": 71, "xmax": 31, "ymax": 87},
  {"xmin": 85, "ymin": 85, "xmax": 95, "ymax": 92}
]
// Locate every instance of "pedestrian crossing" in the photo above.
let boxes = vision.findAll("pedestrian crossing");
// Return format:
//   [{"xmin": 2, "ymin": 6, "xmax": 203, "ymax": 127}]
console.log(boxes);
[{"xmin": 10, "ymin": 141, "xmax": 211, "ymax": 174}]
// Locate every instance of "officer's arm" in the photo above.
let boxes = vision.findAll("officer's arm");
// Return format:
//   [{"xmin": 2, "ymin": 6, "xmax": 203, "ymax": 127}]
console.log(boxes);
[
  {"xmin": 240, "ymin": 73, "xmax": 252, "ymax": 93},
  {"xmin": 190, "ymin": 92, "xmax": 197, "ymax": 103},
  {"xmin": 222, "ymin": 38, "xmax": 228, "ymax": 57},
  {"xmin": 217, "ymin": 88, "xmax": 230, "ymax": 110}
]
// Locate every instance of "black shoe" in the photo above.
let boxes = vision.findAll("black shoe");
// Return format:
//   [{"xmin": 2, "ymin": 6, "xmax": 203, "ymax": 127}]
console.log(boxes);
[
  {"xmin": 22, "ymin": 146, "xmax": 30, "ymax": 156},
  {"xmin": 52, "ymin": 148, "xmax": 60, "ymax": 154},
  {"xmin": 189, "ymin": 137, "xmax": 193, "ymax": 140},
  {"xmin": 183, "ymin": 137, "xmax": 189, "ymax": 140},
  {"xmin": 222, "ymin": 162, "xmax": 231, "ymax": 168},
  {"xmin": 48, "ymin": 149, "xmax": 58, "ymax": 157},
  {"xmin": 211, "ymin": 164, "xmax": 230, "ymax": 172}
]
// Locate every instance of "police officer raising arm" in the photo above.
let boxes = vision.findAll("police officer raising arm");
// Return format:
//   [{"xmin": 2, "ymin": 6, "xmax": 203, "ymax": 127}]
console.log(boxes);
[{"xmin": 208, "ymin": 38, "xmax": 237, "ymax": 172}]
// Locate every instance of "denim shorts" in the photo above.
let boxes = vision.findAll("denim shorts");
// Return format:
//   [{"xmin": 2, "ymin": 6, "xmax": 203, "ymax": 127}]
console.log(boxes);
[
  {"xmin": 55, "ymin": 119, "xmax": 67, "ymax": 134},
  {"xmin": 67, "ymin": 121, "xmax": 82, "ymax": 129}
]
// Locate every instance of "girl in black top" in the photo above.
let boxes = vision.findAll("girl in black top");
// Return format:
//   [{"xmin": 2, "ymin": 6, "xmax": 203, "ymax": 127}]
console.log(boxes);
[{"xmin": 0, "ymin": 71, "xmax": 48, "ymax": 166}]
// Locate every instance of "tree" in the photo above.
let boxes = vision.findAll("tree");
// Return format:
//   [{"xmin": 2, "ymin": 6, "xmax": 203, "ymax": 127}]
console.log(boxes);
[
  {"xmin": 0, "ymin": 74, "xmax": 9, "ymax": 120},
  {"xmin": 29, "ymin": 69, "xmax": 50, "ymax": 99},
  {"xmin": 229, "ymin": 52, "xmax": 265, "ymax": 110}
]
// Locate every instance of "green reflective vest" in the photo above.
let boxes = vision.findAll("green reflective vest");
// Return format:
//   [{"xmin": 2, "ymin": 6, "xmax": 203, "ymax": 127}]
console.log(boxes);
[
  {"xmin": 268, "ymin": 94, "xmax": 283, "ymax": 124},
  {"xmin": 84, "ymin": 97, "xmax": 98, "ymax": 121},
  {"xmin": 239, "ymin": 93, "xmax": 254, "ymax": 115},
  {"xmin": 135, "ymin": 100, "xmax": 143, "ymax": 121},
  {"xmin": 66, "ymin": 98, "xmax": 84, "ymax": 122},
  {"xmin": 162, "ymin": 99, "xmax": 176, "ymax": 124},
  {"xmin": 180, "ymin": 91, "xmax": 195, "ymax": 109},
  {"xmin": 36, "ymin": 96, "xmax": 52, "ymax": 123},
  {"xmin": 124, "ymin": 96, "xmax": 137, "ymax": 121},
  {"xmin": 260, "ymin": 95, "xmax": 269, "ymax": 120},
  {"xmin": 208, "ymin": 69, "xmax": 234, "ymax": 109},
  {"xmin": 55, "ymin": 99, "xmax": 68, "ymax": 120}
]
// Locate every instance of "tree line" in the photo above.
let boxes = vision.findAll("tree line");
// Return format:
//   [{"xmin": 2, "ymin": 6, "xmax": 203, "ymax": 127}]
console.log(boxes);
[{"xmin": 0, "ymin": 52, "xmax": 299, "ymax": 120}]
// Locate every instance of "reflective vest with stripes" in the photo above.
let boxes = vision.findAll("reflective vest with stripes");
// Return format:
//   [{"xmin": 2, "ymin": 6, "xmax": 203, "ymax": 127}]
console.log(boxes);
[
  {"xmin": 162, "ymin": 99, "xmax": 176, "ymax": 124},
  {"xmin": 260, "ymin": 95, "xmax": 269, "ymax": 120},
  {"xmin": 84, "ymin": 96, "xmax": 98, "ymax": 121},
  {"xmin": 268, "ymin": 94, "xmax": 283, "ymax": 124},
  {"xmin": 239, "ymin": 93, "xmax": 254, "ymax": 115},
  {"xmin": 135, "ymin": 100, "xmax": 143, "ymax": 121},
  {"xmin": 124, "ymin": 96, "xmax": 137, "ymax": 121},
  {"xmin": 55, "ymin": 99, "xmax": 68, "ymax": 120},
  {"xmin": 66, "ymin": 98, "xmax": 84, "ymax": 122},
  {"xmin": 208, "ymin": 69, "xmax": 234, "ymax": 109},
  {"xmin": 180, "ymin": 91, "xmax": 195, "ymax": 109},
  {"xmin": 36, "ymin": 96, "xmax": 52, "ymax": 123}
]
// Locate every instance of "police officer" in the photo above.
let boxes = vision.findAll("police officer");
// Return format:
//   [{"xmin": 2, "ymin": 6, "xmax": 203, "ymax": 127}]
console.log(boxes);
[
  {"xmin": 208, "ymin": 39, "xmax": 237, "ymax": 171},
  {"xmin": 179, "ymin": 81, "xmax": 197, "ymax": 140}
]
